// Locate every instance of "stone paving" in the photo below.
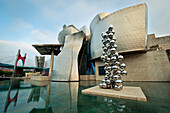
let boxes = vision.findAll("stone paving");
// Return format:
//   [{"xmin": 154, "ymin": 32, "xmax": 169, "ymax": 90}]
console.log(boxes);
[{"xmin": 82, "ymin": 86, "xmax": 147, "ymax": 102}]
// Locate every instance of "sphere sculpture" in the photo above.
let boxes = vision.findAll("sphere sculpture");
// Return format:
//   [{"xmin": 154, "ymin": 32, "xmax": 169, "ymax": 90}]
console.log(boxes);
[{"xmin": 99, "ymin": 24, "xmax": 127, "ymax": 91}]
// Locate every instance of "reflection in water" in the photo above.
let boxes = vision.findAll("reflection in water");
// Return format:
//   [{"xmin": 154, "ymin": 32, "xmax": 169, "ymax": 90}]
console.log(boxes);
[
  {"xmin": 2, "ymin": 80, "xmax": 79, "ymax": 113},
  {"xmin": 29, "ymin": 81, "xmax": 52, "ymax": 113},
  {"xmin": 2, "ymin": 80, "xmax": 52, "ymax": 113},
  {"xmin": 4, "ymin": 80, "xmax": 19, "ymax": 113},
  {"xmin": 0, "ymin": 80, "xmax": 170, "ymax": 113},
  {"xmin": 27, "ymin": 87, "xmax": 41, "ymax": 102},
  {"xmin": 50, "ymin": 82, "xmax": 79, "ymax": 113},
  {"xmin": 102, "ymin": 97, "xmax": 130, "ymax": 113}
]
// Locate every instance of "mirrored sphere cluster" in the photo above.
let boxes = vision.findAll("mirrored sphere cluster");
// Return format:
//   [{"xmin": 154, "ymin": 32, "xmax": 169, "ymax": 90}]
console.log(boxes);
[
  {"xmin": 99, "ymin": 24, "xmax": 127, "ymax": 91},
  {"xmin": 103, "ymin": 97, "xmax": 128, "ymax": 112}
]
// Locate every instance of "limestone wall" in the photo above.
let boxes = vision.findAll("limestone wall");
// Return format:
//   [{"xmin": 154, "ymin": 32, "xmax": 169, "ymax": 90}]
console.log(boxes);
[
  {"xmin": 95, "ymin": 50, "xmax": 170, "ymax": 81},
  {"xmin": 95, "ymin": 35, "xmax": 170, "ymax": 81}
]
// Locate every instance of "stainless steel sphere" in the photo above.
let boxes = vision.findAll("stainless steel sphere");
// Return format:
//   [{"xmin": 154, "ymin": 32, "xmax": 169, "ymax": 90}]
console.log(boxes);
[
  {"xmin": 110, "ymin": 75, "xmax": 113, "ymax": 79},
  {"xmin": 105, "ymin": 30, "xmax": 110, "ymax": 34},
  {"xmin": 112, "ymin": 35, "xmax": 116, "ymax": 41},
  {"xmin": 106, "ymin": 57, "xmax": 111, "ymax": 62},
  {"xmin": 107, "ymin": 84, "xmax": 111, "ymax": 89},
  {"xmin": 109, "ymin": 32, "xmax": 114, "ymax": 38},
  {"xmin": 114, "ymin": 61, "xmax": 120, "ymax": 66},
  {"xmin": 102, "ymin": 51, "xmax": 106, "ymax": 55},
  {"xmin": 108, "ymin": 24, "xmax": 113, "ymax": 31},
  {"xmin": 102, "ymin": 79, "xmax": 106, "ymax": 83},
  {"xmin": 114, "ymin": 84, "xmax": 123, "ymax": 91},
  {"xmin": 111, "ymin": 56, "xmax": 117, "ymax": 61},
  {"xmin": 102, "ymin": 83, "xmax": 108, "ymax": 89},
  {"xmin": 106, "ymin": 38, "xmax": 111, "ymax": 43},
  {"xmin": 105, "ymin": 62, "xmax": 109, "ymax": 66},
  {"xmin": 110, "ymin": 48, "xmax": 116, "ymax": 53},
  {"xmin": 107, "ymin": 66, "xmax": 112, "ymax": 71},
  {"xmin": 102, "ymin": 40, "xmax": 107, "ymax": 45},
  {"xmin": 101, "ymin": 55, "xmax": 105, "ymax": 60},
  {"xmin": 101, "ymin": 32, "xmax": 108, "ymax": 38},
  {"xmin": 115, "ymin": 52, "xmax": 119, "ymax": 56},
  {"xmin": 104, "ymin": 54, "xmax": 108, "ymax": 58},
  {"xmin": 111, "ymin": 30, "xmax": 115, "ymax": 34},
  {"xmin": 105, "ymin": 75, "xmax": 108, "ymax": 79},
  {"xmin": 118, "ymin": 55, "xmax": 124, "ymax": 61},
  {"xmin": 103, "ymin": 47, "xmax": 107, "ymax": 52},
  {"xmin": 104, "ymin": 66, "xmax": 107, "ymax": 71},
  {"xmin": 121, "ymin": 70, "xmax": 127, "ymax": 76},
  {"xmin": 102, "ymin": 44, "xmax": 107, "ymax": 48},
  {"xmin": 106, "ymin": 79, "xmax": 111, "ymax": 85},
  {"xmin": 115, "ymin": 79, "xmax": 123, "ymax": 86},
  {"xmin": 113, "ymin": 75, "xmax": 121, "ymax": 81},
  {"xmin": 113, "ymin": 44, "xmax": 117, "ymax": 49},
  {"xmin": 120, "ymin": 63, "xmax": 126, "ymax": 69},
  {"xmin": 102, "ymin": 39, "xmax": 107, "ymax": 44},
  {"xmin": 99, "ymin": 83, "xmax": 103, "ymax": 88},
  {"xmin": 106, "ymin": 44, "xmax": 111, "ymax": 48},
  {"xmin": 112, "ymin": 65, "xmax": 119, "ymax": 70},
  {"xmin": 113, "ymin": 52, "xmax": 119, "ymax": 56},
  {"xmin": 115, "ymin": 70, "xmax": 121, "ymax": 75},
  {"xmin": 110, "ymin": 40, "xmax": 115, "ymax": 45},
  {"xmin": 105, "ymin": 70, "xmax": 111, "ymax": 76},
  {"xmin": 107, "ymin": 52, "xmax": 111, "ymax": 57}
]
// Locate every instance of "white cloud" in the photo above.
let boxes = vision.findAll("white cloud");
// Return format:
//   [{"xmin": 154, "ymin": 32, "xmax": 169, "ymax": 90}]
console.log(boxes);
[
  {"xmin": 0, "ymin": 40, "xmax": 40, "ymax": 66},
  {"xmin": 13, "ymin": 19, "xmax": 33, "ymax": 29},
  {"xmin": 30, "ymin": 0, "xmax": 170, "ymax": 36},
  {"xmin": 30, "ymin": 29, "xmax": 59, "ymax": 44},
  {"xmin": 9, "ymin": 19, "xmax": 33, "ymax": 32}
]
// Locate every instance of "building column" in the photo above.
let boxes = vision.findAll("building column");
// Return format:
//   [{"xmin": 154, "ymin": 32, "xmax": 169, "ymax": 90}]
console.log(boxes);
[{"xmin": 49, "ymin": 50, "xmax": 54, "ymax": 76}]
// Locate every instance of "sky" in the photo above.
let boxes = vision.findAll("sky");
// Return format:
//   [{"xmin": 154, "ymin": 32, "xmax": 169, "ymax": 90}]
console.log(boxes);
[{"xmin": 0, "ymin": 0, "xmax": 170, "ymax": 66}]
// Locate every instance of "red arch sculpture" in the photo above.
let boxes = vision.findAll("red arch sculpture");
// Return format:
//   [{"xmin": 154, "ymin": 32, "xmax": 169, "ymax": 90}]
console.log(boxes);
[
  {"xmin": 4, "ymin": 89, "xmax": 19, "ymax": 112},
  {"xmin": 15, "ymin": 49, "xmax": 27, "ymax": 66}
]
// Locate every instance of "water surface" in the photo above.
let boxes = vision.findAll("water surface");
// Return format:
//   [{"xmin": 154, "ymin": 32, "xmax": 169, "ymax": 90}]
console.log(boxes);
[{"xmin": 0, "ymin": 80, "xmax": 169, "ymax": 113}]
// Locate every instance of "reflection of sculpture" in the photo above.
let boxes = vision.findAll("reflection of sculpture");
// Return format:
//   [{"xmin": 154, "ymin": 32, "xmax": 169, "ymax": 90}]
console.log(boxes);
[
  {"xmin": 103, "ymin": 97, "xmax": 128, "ymax": 112},
  {"xmin": 4, "ymin": 80, "xmax": 19, "ymax": 113},
  {"xmin": 99, "ymin": 25, "xmax": 127, "ymax": 91}
]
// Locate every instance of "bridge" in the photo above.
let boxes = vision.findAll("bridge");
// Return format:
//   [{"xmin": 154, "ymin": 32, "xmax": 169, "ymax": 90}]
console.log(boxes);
[{"xmin": 0, "ymin": 63, "xmax": 44, "ymax": 70}]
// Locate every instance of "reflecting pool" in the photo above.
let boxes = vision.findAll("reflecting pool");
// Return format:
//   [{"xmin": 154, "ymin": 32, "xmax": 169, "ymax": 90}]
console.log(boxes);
[{"xmin": 0, "ymin": 80, "xmax": 170, "ymax": 113}]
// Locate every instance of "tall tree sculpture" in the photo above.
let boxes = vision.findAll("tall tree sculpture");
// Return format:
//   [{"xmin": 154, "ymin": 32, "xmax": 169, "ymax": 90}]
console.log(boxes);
[{"xmin": 99, "ymin": 25, "xmax": 127, "ymax": 91}]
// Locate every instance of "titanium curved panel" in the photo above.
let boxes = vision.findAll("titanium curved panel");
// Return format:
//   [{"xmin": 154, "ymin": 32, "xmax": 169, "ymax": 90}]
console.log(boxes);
[
  {"xmin": 52, "ymin": 31, "xmax": 84, "ymax": 81},
  {"xmin": 90, "ymin": 3, "xmax": 148, "ymax": 59}
]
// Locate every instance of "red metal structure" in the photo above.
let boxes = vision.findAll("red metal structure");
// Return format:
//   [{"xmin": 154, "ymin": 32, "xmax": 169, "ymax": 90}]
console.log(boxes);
[
  {"xmin": 4, "ymin": 50, "xmax": 26, "ymax": 112},
  {"xmin": 15, "ymin": 49, "xmax": 27, "ymax": 66},
  {"xmin": 4, "ymin": 88, "xmax": 19, "ymax": 112},
  {"xmin": 13, "ymin": 49, "xmax": 27, "ymax": 76}
]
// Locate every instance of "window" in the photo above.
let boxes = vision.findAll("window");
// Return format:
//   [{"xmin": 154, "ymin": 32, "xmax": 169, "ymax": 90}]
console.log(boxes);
[
  {"xmin": 166, "ymin": 49, "xmax": 170, "ymax": 62},
  {"xmin": 98, "ymin": 66, "xmax": 105, "ymax": 75}
]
